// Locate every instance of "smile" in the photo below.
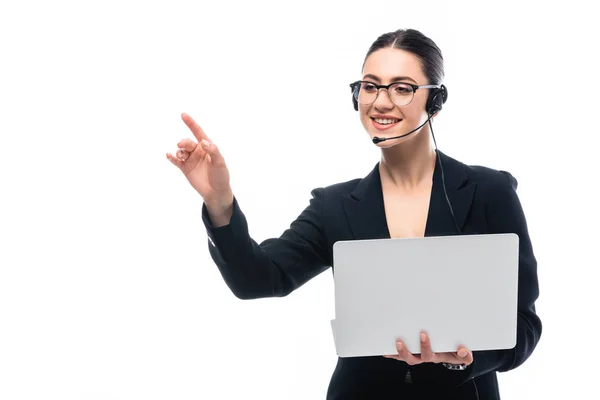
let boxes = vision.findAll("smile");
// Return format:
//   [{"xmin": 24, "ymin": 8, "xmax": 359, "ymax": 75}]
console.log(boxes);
[{"xmin": 371, "ymin": 117, "xmax": 402, "ymax": 130}]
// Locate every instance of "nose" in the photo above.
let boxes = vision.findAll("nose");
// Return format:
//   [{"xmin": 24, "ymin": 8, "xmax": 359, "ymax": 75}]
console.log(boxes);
[{"xmin": 373, "ymin": 88, "xmax": 395, "ymax": 110}]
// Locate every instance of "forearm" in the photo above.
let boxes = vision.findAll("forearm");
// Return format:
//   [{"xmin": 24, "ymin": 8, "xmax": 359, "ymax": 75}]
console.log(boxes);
[
  {"xmin": 202, "ymin": 191, "xmax": 330, "ymax": 300},
  {"xmin": 462, "ymin": 307, "xmax": 541, "ymax": 382},
  {"xmin": 204, "ymin": 198, "xmax": 289, "ymax": 299},
  {"xmin": 204, "ymin": 192, "xmax": 234, "ymax": 228},
  {"xmin": 497, "ymin": 308, "xmax": 542, "ymax": 372}
]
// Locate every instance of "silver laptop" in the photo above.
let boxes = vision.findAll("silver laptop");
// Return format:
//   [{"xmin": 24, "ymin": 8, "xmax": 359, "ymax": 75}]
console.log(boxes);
[{"xmin": 330, "ymin": 233, "xmax": 519, "ymax": 358}]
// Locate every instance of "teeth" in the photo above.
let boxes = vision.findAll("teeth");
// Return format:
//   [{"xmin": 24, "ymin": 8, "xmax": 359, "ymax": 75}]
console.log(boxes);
[{"xmin": 374, "ymin": 118, "xmax": 400, "ymax": 125}]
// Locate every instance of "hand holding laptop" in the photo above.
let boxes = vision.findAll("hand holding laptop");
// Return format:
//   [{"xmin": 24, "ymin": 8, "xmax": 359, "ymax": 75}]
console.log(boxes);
[{"xmin": 383, "ymin": 332, "xmax": 473, "ymax": 367}]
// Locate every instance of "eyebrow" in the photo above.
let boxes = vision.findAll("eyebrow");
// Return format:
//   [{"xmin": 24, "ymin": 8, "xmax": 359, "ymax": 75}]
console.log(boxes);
[{"xmin": 362, "ymin": 74, "xmax": 417, "ymax": 84}]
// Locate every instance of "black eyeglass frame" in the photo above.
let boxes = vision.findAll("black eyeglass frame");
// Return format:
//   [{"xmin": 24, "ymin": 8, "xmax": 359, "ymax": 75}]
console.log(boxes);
[{"xmin": 349, "ymin": 80, "xmax": 440, "ymax": 106}]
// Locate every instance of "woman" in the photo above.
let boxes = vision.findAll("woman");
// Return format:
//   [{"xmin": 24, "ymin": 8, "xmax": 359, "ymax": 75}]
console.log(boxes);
[{"xmin": 166, "ymin": 29, "xmax": 542, "ymax": 400}]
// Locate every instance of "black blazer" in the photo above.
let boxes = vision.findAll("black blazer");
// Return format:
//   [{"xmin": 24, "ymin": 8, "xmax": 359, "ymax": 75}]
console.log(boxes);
[{"xmin": 202, "ymin": 150, "xmax": 542, "ymax": 400}]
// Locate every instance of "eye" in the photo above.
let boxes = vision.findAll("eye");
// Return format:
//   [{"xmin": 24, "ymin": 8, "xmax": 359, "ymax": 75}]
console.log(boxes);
[
  {"xmin": 361, "ymin": 82, "xmax": 377, "ymax": 93},
  {"xmin": 393, "ymin": 84, "xmax": 412, "ymax": 95}
]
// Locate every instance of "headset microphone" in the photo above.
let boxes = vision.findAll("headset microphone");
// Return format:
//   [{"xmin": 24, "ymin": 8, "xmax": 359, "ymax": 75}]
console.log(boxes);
[{"xmin": 372, "ymin": 112, "xmax": 435, "ymax": 144}]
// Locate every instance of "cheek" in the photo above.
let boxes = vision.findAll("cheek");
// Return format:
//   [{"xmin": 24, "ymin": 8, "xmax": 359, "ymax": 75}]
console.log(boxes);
[
  {"xmin": 358, "ymin": 107, "xmax": 369, "ymax": 123},
  {"xmin": 359, "ymin": 112, "xmax": 372, "ymax": 129},
  {"xmin": 406, "ymin": 96, "xmax": 428, "ymax": 118},
  {"xmin": 401, "ymin": 103, "xmax": 424, "ymax": 121}
]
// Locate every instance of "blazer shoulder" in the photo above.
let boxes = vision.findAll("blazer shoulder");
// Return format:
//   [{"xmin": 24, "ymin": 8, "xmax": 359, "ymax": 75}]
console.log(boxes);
[
  {"xmin": 310, "ymin": 177, "xmax": 362, "ymax": 199},
  {"xmin": 464, "ymin": 162, "xmax": 519, "ymax": 192}
]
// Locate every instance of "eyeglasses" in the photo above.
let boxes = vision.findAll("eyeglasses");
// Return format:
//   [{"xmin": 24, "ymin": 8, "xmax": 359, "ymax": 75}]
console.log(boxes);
[{"xmin": 350, "ymin": 80, "xmax": 440, "ymax": 107}]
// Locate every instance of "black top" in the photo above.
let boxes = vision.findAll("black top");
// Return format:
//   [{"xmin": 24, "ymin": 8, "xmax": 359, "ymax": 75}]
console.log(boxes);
[{"xmin": 201, "ymin": 150, "xmax": 542, "ymax": 400}]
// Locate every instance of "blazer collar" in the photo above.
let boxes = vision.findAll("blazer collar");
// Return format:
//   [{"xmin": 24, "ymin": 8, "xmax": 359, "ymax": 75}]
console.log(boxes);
[{"xmin": 342, "ymin": 150, "xmax": 476, "ymax": 240}]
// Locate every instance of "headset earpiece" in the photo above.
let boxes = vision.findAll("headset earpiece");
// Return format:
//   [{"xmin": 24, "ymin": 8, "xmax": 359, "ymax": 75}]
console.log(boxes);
[
  {"xmin": 351, "ymin": 83, "xmax": 359, "ymax": 111},
  {"xmin": 426, "ymin": 84, "xmax": 448, "ymax": 115}
]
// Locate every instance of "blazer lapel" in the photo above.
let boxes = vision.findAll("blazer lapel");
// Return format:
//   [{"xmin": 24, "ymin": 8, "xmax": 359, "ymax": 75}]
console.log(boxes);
[
  {"xmin": 341, "ymin": 151, "xmax": 476, "ymax": 240},
  {"xmin": 425, "ymin": 150, "xmax": 476, "ymax": 236},
  {"xmin": 341, "ymin": 163, "xmax": 391, "ymax": 241}
]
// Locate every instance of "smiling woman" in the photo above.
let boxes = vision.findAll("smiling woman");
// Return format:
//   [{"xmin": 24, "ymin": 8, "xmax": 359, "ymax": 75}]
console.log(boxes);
[{"xmin": 167, "ymin": 28, "xmax": 542, "ymax": 400}]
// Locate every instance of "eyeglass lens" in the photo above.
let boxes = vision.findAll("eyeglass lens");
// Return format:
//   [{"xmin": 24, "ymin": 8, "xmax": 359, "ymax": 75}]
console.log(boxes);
[{"xmin": 356, "ymin": 82, "xmax": 414, "ymax": 107}]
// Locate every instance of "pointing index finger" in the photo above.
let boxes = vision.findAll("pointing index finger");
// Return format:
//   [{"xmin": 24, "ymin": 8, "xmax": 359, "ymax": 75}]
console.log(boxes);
[{"xmin": 181, "ymin": 113, "xmax": 210, "ymax": 142}]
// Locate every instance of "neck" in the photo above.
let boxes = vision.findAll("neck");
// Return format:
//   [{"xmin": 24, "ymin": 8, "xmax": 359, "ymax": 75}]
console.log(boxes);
[{"xmin": 379, "ymin": 127, "xmax": 437, "ymax": 190}]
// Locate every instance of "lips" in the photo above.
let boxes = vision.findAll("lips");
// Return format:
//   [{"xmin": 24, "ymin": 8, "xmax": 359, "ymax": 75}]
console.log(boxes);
[{"xmin": 371, "ymin": 116, "xmax": 402, "ymax": 131}]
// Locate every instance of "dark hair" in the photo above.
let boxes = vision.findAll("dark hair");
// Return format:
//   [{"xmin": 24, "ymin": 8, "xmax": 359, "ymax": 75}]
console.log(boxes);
[{"xmin": 363, "ymin": 29, "xmax": 444, "ymax": 86}]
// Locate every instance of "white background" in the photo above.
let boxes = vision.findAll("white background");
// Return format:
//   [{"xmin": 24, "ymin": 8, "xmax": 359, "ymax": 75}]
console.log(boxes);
[{"xmin": 1, "ymin": 0, "xmax": 598, "ymax": 399}]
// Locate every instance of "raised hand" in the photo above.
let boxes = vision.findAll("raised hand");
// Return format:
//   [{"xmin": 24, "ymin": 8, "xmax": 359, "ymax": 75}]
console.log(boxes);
[
  {"xmin": 383, "ymin": 332, "xmax": 474, "ymax": 366},
  {"xmin": 166, "ymin": 113, "xmax": 233, "ymax": 210}
]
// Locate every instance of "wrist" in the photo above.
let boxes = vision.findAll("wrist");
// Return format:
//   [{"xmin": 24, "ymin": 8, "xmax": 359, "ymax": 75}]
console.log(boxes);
[
  {"xmin": 204, "ymin": 193, "xmax": 234, "ymax": 228},
  {"xmin": 203, "ymin": 190, "xmax": 233, "ymax": 210},
  {"xmin": 442, "ymin": 362, "xmax": 469, "ymax": 371}
]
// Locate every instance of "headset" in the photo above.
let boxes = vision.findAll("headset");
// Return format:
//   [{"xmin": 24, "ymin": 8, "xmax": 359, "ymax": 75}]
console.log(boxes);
[{"xmin": 425, "ymin": 84, "xmax": 448, "ymax": 115}]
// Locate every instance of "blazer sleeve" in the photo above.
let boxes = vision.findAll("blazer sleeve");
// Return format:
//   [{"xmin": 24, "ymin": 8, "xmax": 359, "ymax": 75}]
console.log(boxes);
[
  {"xmin": 201, "ymin": 188, "xmax": 330, "ymax": 299},
  {"xmin": 411, "ymin": 170, "xmax": 543, "ymax": 386}
]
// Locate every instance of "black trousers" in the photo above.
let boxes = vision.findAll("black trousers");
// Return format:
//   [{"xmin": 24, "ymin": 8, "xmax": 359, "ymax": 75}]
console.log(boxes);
[{"xmin": 325, "ymin": 357, "xmax": 484, "ymax": 400}]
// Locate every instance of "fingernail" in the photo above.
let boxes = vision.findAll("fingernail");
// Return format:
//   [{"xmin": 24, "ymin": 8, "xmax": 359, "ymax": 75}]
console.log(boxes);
[
  {"xmin": 459, "ymin": 349, "xmax": 468, "ymax": 358},
  {"xmin": 201, "ymin": 139, "xmax": 211, "ymax": 147},
  {"xmin": 420, "ymin": 333, "xmax": 427, "ymax": 342},
  {"xmin": 397, "ymin": 343, "xmax": 404, "ymax": 351}
]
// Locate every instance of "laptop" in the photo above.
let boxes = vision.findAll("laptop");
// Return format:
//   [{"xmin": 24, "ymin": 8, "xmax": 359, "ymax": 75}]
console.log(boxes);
[{"xmin": 330, "ymin": 233, "xmax": 519, "ymax": 358}]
